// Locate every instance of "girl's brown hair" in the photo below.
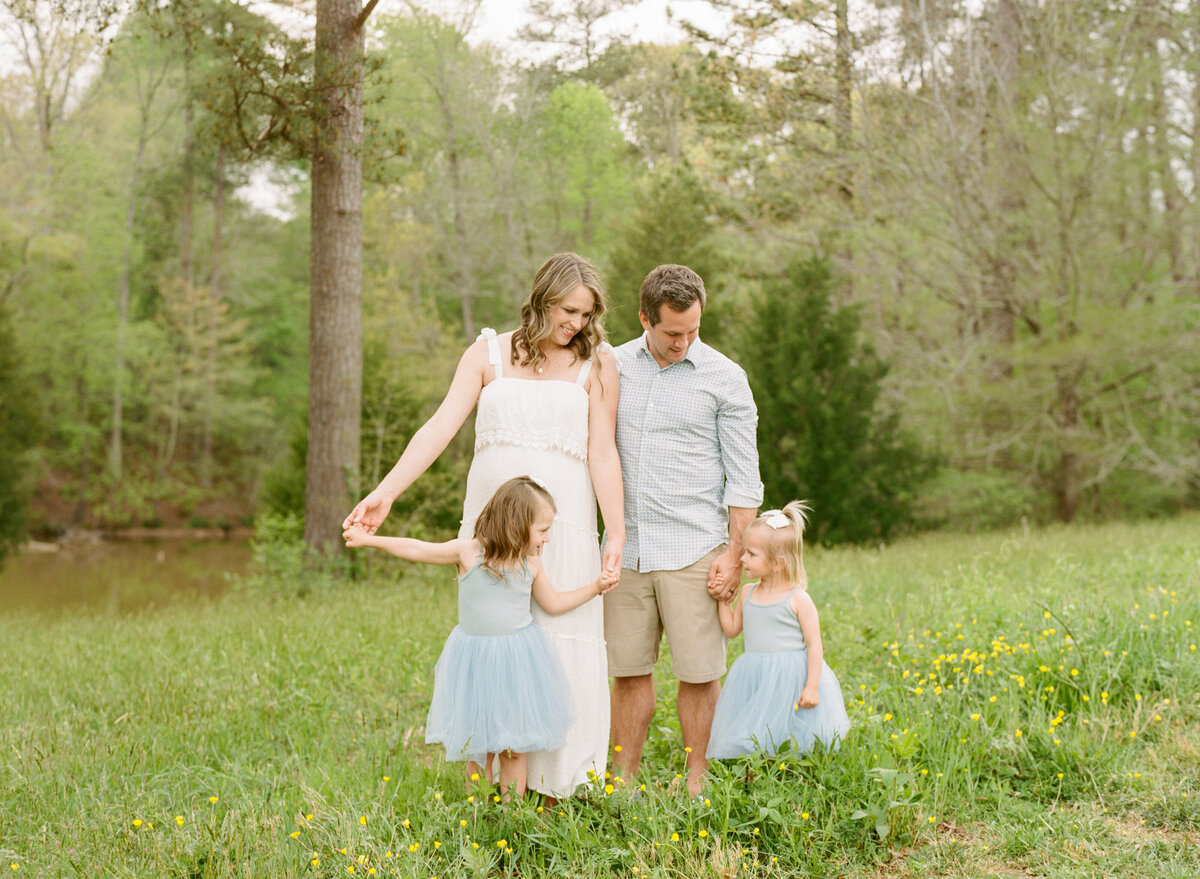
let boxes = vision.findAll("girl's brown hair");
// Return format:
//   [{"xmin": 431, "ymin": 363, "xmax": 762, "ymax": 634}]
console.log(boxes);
[
  {"xmin": 745, "ymin": 500, "xmax": 812, "ymax": 585},
  {"xmin": 511, "ymin": 253, "xmax": 607, "ymax": 375},
  {"xmin": 474, "ymin": 476, "xmax": 556, "ymax": 572}
]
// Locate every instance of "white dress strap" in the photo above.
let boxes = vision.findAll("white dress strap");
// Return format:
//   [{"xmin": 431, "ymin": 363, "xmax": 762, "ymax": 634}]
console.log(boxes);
[
  {"xmin": 575, "ymin": 342, "xmax": 611, "ymax": 386},
  {"xmin": 476, "ymin": 327, "xmax": 503, "ymax": 379}
]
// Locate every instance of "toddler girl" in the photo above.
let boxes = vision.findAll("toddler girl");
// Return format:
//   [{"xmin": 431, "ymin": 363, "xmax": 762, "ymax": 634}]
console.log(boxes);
[
  {"xmin": 707, "ymin": 501, "xmax": 850, "ymax": 759},
  {"xmin": 343, "ymin": 475, "xmax": 617, "ymax": 796}
]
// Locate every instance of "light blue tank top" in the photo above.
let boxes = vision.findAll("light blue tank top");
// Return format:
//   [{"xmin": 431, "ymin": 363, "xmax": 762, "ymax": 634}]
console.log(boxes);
[
  {"xmin": 742, "ymin": 584, "xmax": 807, "ymax": 653},
  {"xmin": 456, "ymin": 555, "xmax": 533, "ymax": 636}
]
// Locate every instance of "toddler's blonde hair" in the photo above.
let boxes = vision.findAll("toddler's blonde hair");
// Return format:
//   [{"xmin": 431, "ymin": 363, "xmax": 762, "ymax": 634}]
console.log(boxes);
[
  {"xmin": 746, "ymin": 500, "xmax": 812, "ymax": 584},
  {"xmin": 474, "ymin": 476, "xmax": 556, "ymax": 572}
]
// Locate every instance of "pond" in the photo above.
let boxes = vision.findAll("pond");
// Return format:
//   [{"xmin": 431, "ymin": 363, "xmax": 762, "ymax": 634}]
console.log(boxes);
[{"xmin": 0, "ymin": 538, "xmax": 253, "ymax": 616}]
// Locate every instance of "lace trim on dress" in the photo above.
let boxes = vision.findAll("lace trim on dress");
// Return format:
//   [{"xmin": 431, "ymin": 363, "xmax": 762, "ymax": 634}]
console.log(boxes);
[
  {"xmin": 535, "ymin": 629, "xmax": 608, "ymax": 647},
  {"xmin": 474, "ymin": 430, "xmax": 588, "ymax": 460}
]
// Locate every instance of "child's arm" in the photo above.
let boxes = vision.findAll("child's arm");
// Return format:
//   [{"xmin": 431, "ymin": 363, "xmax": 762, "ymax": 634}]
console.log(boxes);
[
  {"xmin": 343, "ymin": 524, "xmax": 476, "ymax": 572},
  {"xmin": 529, "ymin": 557, "xmax": 619, "ymax": 616},
  {"xmin": 792, "ymin": 590, "xmax": 824, "ymax": 708},
  {"xmin": 716, "ymin": 574, "xmax": 745, "ymax": 638}
]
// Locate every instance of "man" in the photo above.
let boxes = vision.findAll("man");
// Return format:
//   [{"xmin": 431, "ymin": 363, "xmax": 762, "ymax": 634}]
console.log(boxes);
[{"xmin": 605, "ymin": 264, "xmax": 762, "ymax": 794}]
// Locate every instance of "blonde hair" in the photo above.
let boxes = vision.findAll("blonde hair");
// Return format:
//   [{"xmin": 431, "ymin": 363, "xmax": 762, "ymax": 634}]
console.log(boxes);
[
  {"xmin": 746, "ymin": 500, "xmax": 812, "ymax": 584},
  {"xmin": 474, "ymin": 476, "xmax": 556, "ymax": 572},
  {"xmin": 511, "ymin": 253, "xmax": 608, "ymax": 375}
]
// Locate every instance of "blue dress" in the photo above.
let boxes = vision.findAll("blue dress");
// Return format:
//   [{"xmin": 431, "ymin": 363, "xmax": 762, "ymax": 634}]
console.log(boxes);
[
  {"xmin": 425, "ymin": 556, "xmax": 573, "ymax": 760},
  {"xmin": 707, "ymin": 584, "xmax": 850, "ymax": 759}
]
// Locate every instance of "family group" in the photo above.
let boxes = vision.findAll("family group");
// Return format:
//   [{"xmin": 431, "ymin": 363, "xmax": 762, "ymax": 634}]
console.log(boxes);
[{"xmin": 340, "ymin": 254, "xmax": 850, "ymax": 800}]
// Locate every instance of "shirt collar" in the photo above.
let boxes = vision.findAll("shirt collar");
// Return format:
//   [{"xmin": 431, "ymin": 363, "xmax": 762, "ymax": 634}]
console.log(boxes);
[{"xmin": 634, "ymin": 332, "xmax": 706, "ymax": 369}]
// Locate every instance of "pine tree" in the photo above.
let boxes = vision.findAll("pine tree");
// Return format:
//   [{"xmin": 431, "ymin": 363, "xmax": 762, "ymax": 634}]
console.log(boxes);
[{"xmin": 744, "ymin": 255, "xmax": 934, "ymax": 544}]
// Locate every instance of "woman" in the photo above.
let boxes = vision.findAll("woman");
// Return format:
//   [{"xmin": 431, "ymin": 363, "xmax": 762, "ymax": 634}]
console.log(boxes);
[{"xmin": 344, "ymin": 253, "xmax": 624, "ymax": 798}]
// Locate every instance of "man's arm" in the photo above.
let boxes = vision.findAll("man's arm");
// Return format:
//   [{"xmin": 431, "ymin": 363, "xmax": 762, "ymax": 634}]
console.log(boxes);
[
  {"xmin": 708, "ymin": 506, "xmax": 755, "ymax": 601},
  {"xmin": 708, "ymin": 364, "xmax": 763, "ymax": 601}
]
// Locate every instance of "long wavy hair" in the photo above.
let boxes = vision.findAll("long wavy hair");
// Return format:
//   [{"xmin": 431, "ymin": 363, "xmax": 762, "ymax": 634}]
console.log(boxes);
[
  {"xmin": 746, "ymin": 500, "xmax": 813, "ymax": 586},
  {"xmin": 474, "ymin": 476, "xmax": 557, "ymax": 573},
  {"xmin": 510, "ymin": 253, "xmax": 608, "ymax": 375}
]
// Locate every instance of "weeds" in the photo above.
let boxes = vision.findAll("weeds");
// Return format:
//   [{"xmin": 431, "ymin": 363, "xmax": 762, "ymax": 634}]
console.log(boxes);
[{"xmin": 1, "ymin": 514, "xmax": 1198, "ymax": 876}]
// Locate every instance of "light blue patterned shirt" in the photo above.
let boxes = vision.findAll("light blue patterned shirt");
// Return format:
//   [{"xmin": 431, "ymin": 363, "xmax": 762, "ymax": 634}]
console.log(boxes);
[{"xmin": 610, "ymin": 334, "xmax": 763, "ymax": 573}]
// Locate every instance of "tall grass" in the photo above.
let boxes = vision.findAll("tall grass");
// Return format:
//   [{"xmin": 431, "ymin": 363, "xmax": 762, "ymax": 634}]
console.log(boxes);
[{"xmin": 2, "ymin": 515, "xmax": 1197, "ymax": 877}]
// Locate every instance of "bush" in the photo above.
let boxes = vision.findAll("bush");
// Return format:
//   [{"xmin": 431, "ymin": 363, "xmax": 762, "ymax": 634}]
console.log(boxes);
[
  {"xmin": 742, "ymin": 255, "xmax": 936, "ymax": 544},
  {"xmin": 0, "ymin": 304, "xmax": 39, "ymax": 567},
  {"xmin": 914, "ymin": 468, "xmax": 1041, "ymax": 532},
  {"xmin": 605, "ymin": 164, "xmax": 725, "ymax": 346}
]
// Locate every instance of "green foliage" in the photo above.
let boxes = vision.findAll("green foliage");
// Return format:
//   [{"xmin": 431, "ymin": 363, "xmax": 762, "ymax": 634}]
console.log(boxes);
[
  {"xmin": 0, "ymin": 305, "xmax": 40, "ymax": 566},
  {"xmin": 915, "ymin": 469, "xmax": 1041, "ymax": 532},
  {"xmin": 744, "ymin": 255, "xmax": 935, "ymax": 544},
  {"xmin": 605, "ymin": 164, "xmax": 722, "ymax": 343},
  {"xmin": 5, "ymin": 0, "xmax": 1199, "ymax": 539},
  {"xmin": 359, "ymin": 340, "xmax": 468, "ymax": 542},
  {"xmin": 535, "ymin": 81, "xmax": 633, "ymax": 253},
  {"xmin": 261, "ymin": 350, "xmax": 468, "ymax": 542}
]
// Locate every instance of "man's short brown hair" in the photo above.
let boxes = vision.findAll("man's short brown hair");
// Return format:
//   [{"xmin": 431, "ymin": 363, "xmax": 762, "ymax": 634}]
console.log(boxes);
[{"xmin": 639, "ymin": 264, "xmax": 706, "ymax": 326}]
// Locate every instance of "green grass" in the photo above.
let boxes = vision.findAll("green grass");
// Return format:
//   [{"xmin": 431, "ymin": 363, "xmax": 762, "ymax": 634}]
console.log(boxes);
[{"xmin": 2, "ymin": 514, "xmax": 1198, "ymax": 877}]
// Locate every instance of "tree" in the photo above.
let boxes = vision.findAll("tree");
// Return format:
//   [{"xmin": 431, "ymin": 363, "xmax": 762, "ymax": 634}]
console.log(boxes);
[
  {"xmin": 535, "ymin": 81, "xmax": 631, "ymax": 250},
  {"xmin": 852, "ymin": 0, "xmax": 1200, "ymax": 522},
  {"xmin": 518, "ymin": 0, "xmax": 634, "ymax": 75},
  {"xmin": 374, "ymin": 11, "xmax": 503, "ymax": 340},
  {"xmin": 605, "ymin": 164, "xmax": 719, "ymax": 342},
  {"xmin": 742, "ymin": 255, "xmax": 934, "ymax": 544},
  {"xmin": 303, "ymin": 0, "xmax": 375, "ymax": 549},
  {"xmin": 0, "ymin": 303, "xmax": 38, "ymax": 566}
]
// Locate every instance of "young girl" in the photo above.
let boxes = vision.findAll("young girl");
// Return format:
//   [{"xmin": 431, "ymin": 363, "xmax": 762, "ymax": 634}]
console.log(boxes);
[
  {"xmin": 343, "ymin": 475, "xmax": 617, "ymax": 797},
  {"xmin": 706, "ymin": 502, "xmax": 850, "ymax": 759}
]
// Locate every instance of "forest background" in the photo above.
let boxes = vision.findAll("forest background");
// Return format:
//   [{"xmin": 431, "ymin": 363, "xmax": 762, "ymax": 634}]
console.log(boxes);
[{"xmin": 2, "ymin": 0, "xmax": 1198, "ymax": 562}]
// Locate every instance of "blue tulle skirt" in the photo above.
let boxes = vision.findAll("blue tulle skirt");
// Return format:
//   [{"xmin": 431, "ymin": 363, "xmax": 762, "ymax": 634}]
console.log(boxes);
[
  {"xmin": 707, "ymin": 649, "xmax": 850, "ymax": 759},
  {"xmin": 426, "ymin": 622, "xmax": 573, "ymax": 760}
]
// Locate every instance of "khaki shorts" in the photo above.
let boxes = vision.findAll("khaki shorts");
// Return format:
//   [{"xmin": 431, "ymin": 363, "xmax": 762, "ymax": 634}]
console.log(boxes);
[{"xmin": 604, "ymin": 546, "xmax": 727, "ymax": 684}]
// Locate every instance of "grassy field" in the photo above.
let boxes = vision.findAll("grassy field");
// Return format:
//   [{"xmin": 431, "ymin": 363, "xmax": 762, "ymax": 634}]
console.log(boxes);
[{"xmin": 2, "ymin": 515, "xmax": 1198, "ymax": 878}]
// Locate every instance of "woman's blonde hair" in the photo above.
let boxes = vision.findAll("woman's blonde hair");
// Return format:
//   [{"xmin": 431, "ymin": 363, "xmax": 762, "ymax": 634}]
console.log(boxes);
[
  {"xmin": 474, "ymin": 476, "xmax": 556, "ymax": 571},
  {"xmin": 746, "ymin": 500, "xmax": 812, "ymax": 585},
  {"xmin": 511, "ymin": 253, "xmax": 607, "ymax": 375}
]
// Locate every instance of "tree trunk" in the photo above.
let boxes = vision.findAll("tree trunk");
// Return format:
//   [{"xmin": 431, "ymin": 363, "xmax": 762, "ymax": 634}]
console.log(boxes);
[
  {"xmin": 444, "ymin": 115, "xmax": 475, "ymax": 339},
  {"xmin": 1052, "ymin": 366, "xmax": 1083, "ymax": 522},
  {"xmin": 834, "ymin": 0, "xmax": 853, "ymax": 203},
  {"xmin": 305, "ymin": 0, "xmax": 366, "ymax": 550},
  {"xmin": 982, "ymin": 0, "xmax": 1021, "ymax": 375},
  {"xmin": 109, "ymin": 134, "xmax": 147, "ymax": 481},
  {"xmin": 202, "ymin": 144, "xmax": 227, "ymax": 487}
]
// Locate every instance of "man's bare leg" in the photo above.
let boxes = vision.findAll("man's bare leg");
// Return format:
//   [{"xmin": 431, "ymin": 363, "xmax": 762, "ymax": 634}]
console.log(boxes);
[
  {"xmin": 610, "ymin": 673, "xmax": 655, "ymax": 784},
  {"xmin": 678, "ymin": 679, "xmax": 720, "ymax": 795}
]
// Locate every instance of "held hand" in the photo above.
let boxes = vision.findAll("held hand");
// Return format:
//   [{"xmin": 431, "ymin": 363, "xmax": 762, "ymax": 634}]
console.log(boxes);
[
  {"xmin": 342, "ymin": 523, "xmax": 372, "ymax": 549},
  {"xmin": 343, "ymin": 489, "xmax": 394, "ymax": 534},
  {"xmin": 601, "ymin": 536, "xmax": 624, "ymax": 578},
  {"xmin": 795, "ymin": 686, "xmax": 819, "ymax": 710},
  {"xmin": 595, "ymin": 569, "xmax": 620, "ymax": 596},
  {"xmin": 707, "ymin": 550, "xmax": 742, "ymax": 603}
]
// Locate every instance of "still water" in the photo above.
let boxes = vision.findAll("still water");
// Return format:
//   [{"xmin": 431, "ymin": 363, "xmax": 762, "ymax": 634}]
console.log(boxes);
[{"xmin": 0, "ymin": 539, "xmax": 253, "ymax": 615}]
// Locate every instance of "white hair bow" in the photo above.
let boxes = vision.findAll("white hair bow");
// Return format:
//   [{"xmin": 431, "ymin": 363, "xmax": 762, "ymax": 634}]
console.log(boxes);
[{"xmin": 763, "ymin": 511, "xmax": 789, "ymax": 529}]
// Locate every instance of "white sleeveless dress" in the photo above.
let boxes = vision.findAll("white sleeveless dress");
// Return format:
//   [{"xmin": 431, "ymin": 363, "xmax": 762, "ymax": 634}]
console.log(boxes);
[{"xmin": 457, "ymin": 329, "xmax": 609, "ymax": 797}]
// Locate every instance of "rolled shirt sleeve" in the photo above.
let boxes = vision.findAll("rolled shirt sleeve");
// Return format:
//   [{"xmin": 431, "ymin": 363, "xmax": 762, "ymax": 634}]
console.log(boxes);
[{"xmin": 717, "ymin": 368, "xmax": 764, "ymax": 510}]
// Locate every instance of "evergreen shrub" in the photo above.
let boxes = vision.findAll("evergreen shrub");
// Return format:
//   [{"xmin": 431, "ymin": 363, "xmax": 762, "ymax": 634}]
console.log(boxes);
[{"xmin": 742, "ymin": 255, "xmax": 935, "ymax": 544}]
